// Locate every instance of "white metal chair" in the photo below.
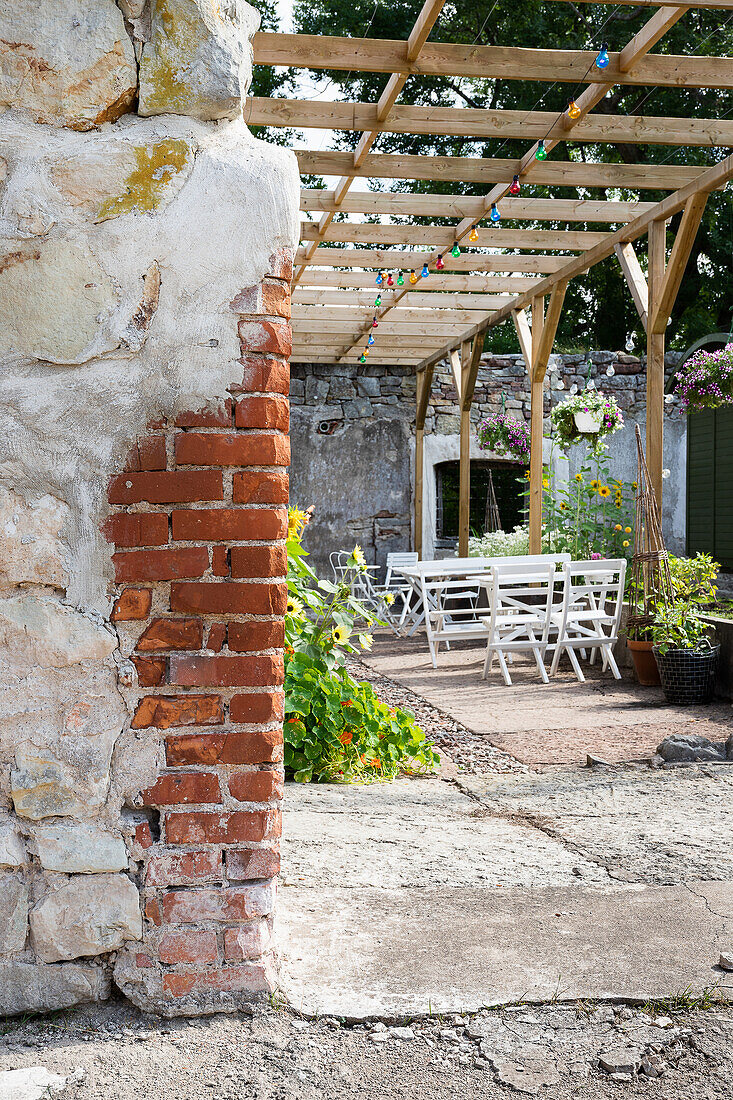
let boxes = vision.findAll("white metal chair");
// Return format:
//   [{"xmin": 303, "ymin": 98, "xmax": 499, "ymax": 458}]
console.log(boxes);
[
  {"xmin": 481, "ymin": 562, "xmax": 557, "ymax": 686},
  {"xmin": 421, "ymin": 574, "xmax": 489, "ymax": 667},
  {"xmin": 329, "ymin": 551, "xmax": 352, "ymax": 585},
  {"xmin": 549, "ymin": 559, "xmax": 627, "ymax": 682}
]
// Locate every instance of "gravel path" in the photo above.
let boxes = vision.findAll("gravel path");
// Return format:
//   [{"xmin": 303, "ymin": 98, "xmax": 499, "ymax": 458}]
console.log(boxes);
[
  {"xmin": 346, "ymin": 654, "xmax": 526, "ymax": 775},
  {"xmin": 2, "ymin": 999, "xmax": 733, "ymax": 1100}
]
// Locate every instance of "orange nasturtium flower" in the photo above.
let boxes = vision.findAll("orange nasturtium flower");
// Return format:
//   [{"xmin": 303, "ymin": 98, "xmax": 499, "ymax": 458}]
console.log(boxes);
[{"xmin": 340, "ymin": 730, "xmax": 353, "ymax": 745}]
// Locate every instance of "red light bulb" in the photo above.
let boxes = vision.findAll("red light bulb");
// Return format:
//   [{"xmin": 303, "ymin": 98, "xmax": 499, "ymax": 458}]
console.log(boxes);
[{"xmin": 509, "ymin": 175, "xmax": 521, "ymax": 196}]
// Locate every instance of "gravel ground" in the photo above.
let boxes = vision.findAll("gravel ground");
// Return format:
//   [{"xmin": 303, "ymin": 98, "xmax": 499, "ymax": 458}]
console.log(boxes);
[
  {"xmin": 3, "ymin": 999, "xmax": 733, "ymax": 1099},
  {"xmin": 346, "ymin": 654, "xmax": 526, "ymax": 775}
]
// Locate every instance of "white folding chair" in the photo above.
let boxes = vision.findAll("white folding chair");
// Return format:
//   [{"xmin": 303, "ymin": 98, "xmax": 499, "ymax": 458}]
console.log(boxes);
[
  {"xmin": 549, "ymin": 559, "xmax": 627, "ymax": 682},
  {"xmin": 329, "ymin": 551, "xmax": 352, "ymax": 585},
  {"xmin": 481, "ymin": 563, "xmax": 556, "ymax": 686},
  {"xmin": 421, "ymin": 574, "xmax": 490, "ymax": 668}
]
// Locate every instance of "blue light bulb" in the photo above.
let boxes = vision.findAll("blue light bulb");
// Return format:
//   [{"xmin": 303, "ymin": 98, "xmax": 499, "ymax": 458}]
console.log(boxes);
[
  {"xmin": 368, "ymin": 334, "xmax": 374, "ymax": 346},
  {"xmin": 595, "ymin": 43, "xmax": 609, "ymax": 69},
  {"xmin": 421, "ymin": 263, "xmax": 429, "ymax": 277},
  {"xmin": 375, "ymin": 272, "xmax": 383, "ymax": 286},
  {"xmin": 490, "ymin": 203, "xmax": 501, "ymax": 223}
]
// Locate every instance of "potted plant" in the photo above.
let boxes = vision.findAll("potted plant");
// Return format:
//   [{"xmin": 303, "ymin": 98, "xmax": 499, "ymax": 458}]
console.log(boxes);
[
  {"xmin": 650, "ymin": 602, "xmax": 719, "ymax": 705},
  {"xmin": 550, "ymin": 390, "xmax": 624, "ymax": 453},
  {"xmin": 673, "ymin": 342, "xmax": 733, "ymax": 414},
  {"xmin": 477, "ymin": 411, "xmax": 530, "ymax": 461}
]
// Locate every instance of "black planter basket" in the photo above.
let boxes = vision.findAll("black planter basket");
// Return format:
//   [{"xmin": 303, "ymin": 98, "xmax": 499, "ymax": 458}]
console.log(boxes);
[{"xmin": 652, "ymin": 644, "xmax": 720, "ymax": 705}]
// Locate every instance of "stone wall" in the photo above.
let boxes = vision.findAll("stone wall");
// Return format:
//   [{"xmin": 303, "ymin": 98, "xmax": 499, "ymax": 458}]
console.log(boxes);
[
  {"xmin": 0, "ymin": 1, "xmax": 298, "ymax": 1017},
  {"xmin": 290, "ymin": 351, "xmax": 686, "ymax": 570}
]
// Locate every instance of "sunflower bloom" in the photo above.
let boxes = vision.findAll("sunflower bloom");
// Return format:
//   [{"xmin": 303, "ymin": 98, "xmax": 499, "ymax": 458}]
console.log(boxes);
[
  {"xmin": 623, "ymin": 540, "xmax": 630, "ymax": 548},
  {"xmin": 286, "ymin": 597, "xmax": 303, "ymax": 616},
  {"xmin": 625, "ymin": 526, "xmax": 632, "ymax": 534},
  {"xmin": 574, "ymin": 473, "xmax": 582, "ymax": 483},
  {"xmin": 542, "ymin": 478, "xmax": 549, "ymax": 489},
  {"xmin": 333, "ymin": 625, "xmax": 351, "ymax": 645},
  {"xmin": 590, "ymin": 479, "xmax": 600, "ymax": 491},
  {"xmin": 598, "ymin": 485, "xmax": 611, "ymax": 498},
  {"xmin": 614, "ymin": 524, "xmax": 622, "ymax": 531}
]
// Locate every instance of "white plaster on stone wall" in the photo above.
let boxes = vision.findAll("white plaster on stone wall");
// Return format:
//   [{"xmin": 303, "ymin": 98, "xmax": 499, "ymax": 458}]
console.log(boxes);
[{"xmin": 0, "ymin": 113, "xmax": 299, "ymax": 611}]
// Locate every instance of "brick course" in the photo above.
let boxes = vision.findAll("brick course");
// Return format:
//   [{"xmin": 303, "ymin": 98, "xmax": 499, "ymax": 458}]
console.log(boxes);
[{"xmin": 103, "ymin": 257, "xmax": 291, "ymax": 1011}]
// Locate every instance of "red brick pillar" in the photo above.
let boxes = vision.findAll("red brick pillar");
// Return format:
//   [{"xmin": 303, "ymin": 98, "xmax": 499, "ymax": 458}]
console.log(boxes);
[{"xmin": 106, "ymin": 251, "xmax": 292, "ymax": 1014}]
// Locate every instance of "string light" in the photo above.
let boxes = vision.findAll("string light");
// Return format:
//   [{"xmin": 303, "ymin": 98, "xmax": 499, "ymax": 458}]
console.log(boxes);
[
  {"xmin": 375, "ymin": 271, "xmax": 383, "ymax": 286},
  {"xmin": 436, "ymin": 255, "xmax": 445, "ymax": 270},
  {"xmin": 421, "ymin": 262, "xmax": 429, "ymax": 277},
  {"xmin": 535, "ymin": 141, "xmax": 547, "ymax": 161},
  {"xmin": 372, "ymin": 316, "xmax": 378, "ymax": 328},
  {"xmin": 451, "ymin": 243, "xmax": 461, "ymax": 258},
  {"xmin": 469, "ymin": 226, "xmax": 479, "ymax": 242},
  {"xmin": 387, "ymin": 274, "xmax": 393, "ymax": 287},
  {"xmin": 595, "ymin": 42, "xmax": 610, "ymax": 69},
  {"xmin": 359, "ymin": 354, "xmax": 366, "ymax": 363},
  {"xmin": 368, "ymin": 334, "xmax": 374, "ymax": 346},
  {"xmin": 364, "ymin": 347, "xmax": 369, "ymax": 356},
  {"xmin": 409, "ymin": 270, "xmax": 417, "ymax": 284},
  {"xmin": 374, "ymin": 294, "xmax": 382, "ymax": 307},
  {"xmin": 625, "ymin": 333, "xmax": 635, "ymax": 352},
  {"xmin": 397, "ymin": 272, "xmax": 404, "ymax": 286},
  {"xmin": 490, "ymin": 203, "xmax": 501, "ymax": 223},
  {"xmin": 568, "ymin": 100, "xmax": 581, "ymax": 119},
  {"xmin": 509, "ymin": 175, "xmax": 521, "ymax": 196}
]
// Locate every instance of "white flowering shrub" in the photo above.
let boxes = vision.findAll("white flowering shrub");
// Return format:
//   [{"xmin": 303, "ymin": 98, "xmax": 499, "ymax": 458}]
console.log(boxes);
[{"xmin": 467, "ymin": 525, "xmax": 530, "ymax": 557}]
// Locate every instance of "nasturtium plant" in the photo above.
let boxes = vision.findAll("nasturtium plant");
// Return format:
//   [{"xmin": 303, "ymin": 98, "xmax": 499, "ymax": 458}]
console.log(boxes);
[{"xmin": 284, "ymin": 508, "xmax": 440, "ymax": 783}]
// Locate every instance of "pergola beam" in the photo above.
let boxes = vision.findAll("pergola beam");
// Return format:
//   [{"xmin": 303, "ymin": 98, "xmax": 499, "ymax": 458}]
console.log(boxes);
[
  {"xmin": 300, "ymin": 222, "xmax": 607, "ymax": 250},
  {"xmin": 300, "ymin": 191, "xmax": 657, "ymax": 222},
  {"xmin": 650, "ymin": 193, "xmax": 709, "ymax": 333},
  {"xmin": 251, "ymin": 98, "xmax": 733, "ymax": 149},
  {"xmin": 296, "ymin": 270, "xmax": 538, "ymax": 292},
  {"xmin": 298, "ymin": 248, "xmax": 569, "ymax": 274},
  {"xmin": 615, "ymin": 242, "xmax": 650, "ymax": 331},
  {"xmin": 253, "ymin": 33, "xmax": 732, "ymax": 88},
  {"xmin": 295, "ymin": 150, "xmax": 707, "ymax": 190}
]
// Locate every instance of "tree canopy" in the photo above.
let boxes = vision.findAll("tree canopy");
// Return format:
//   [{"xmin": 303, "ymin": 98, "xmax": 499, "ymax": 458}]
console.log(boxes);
[{"xmin": 251, "ymin": 1, "xmax": 733, "ymax": 355}]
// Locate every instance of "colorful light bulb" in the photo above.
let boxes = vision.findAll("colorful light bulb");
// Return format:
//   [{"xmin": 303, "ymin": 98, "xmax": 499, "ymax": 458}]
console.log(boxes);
[
  {"xmin": 535, "ymin": 141, "xmax": 547, "ymax": 161},
  {"xmin": 397, "ymin": 272, "xmax": 404, "ymax": 286},
  {"xmin": 421, "ymin": 262, "xmax": 429, "ymax": 277},
  {"xmin": 490, "ymin": 203, "xmax": 501, "ymax": 223},
  {"xmin": 436, "ymin": 255, "xmax": 445, "ymax": 270},
  {"xmin": 509, "ymin": 175, "xmax": 521, "ymax": 196},
  {"xmin": 374, "ymin": 294, "xmax": 382, "ymax": 307},
  {"xmin": 364, "ymin": 347, "xmax": 369, "ymax": 357},
  {"xmin": 451, "ymin": 243, "xmax": 461, "ymax": 258},
  {"xmin": 368, "ymin": 334, "xmax": 374, "ymax": 346},
  {"xmin": 595, "ymin": 42, "xmax": 609, "ymax": 69},
  {"xmin": 359, "ymin": 354, "xmax": 366, "ymax": 363},
  {"xmin": 375, "ymin": 271, "xmax": 383, "ymax": 286},
  {"xmin": 469, "ymin": 226, "xmax": 479, "ymax": 242},
  {"xmin": 409, "ymin": 270, "xmax": 417, "ymax": 284},
  {"xmin": 568, "ymin": 100, "xmax": 581, "ymax": 120},
  {"xmin": 372, "ymin": 316, "xmax": 378, "ymax": 328},
  {"xmin": 387, "ymin": 274, "xmax": 393, "ymax": 287}
]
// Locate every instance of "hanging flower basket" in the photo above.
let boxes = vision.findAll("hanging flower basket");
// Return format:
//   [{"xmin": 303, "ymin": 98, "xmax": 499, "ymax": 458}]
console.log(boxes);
[
  {"xmin": 477, "ymin": 411, "xmax": 530, "ymax": 461},
  {"xmin": 551, "ymin": 390, "xmax": 623, "ymax": 453},
  {"xmin": 574, "ymin": 409, "xmax": 603, "ymax": 433},
  {"xmin": 673, "ymin": 342, "xmax": 733, "ymax": 414}
]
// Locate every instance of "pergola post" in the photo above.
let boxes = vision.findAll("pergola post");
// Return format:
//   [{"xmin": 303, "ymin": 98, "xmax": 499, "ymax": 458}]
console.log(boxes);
[
  {"xmin": 415, "ymin": 362, "xmax": 434, "ymax": 558},
  {"xmin": 646, "ymin": 218, "xmax": 667, "ymax": 510},
  {"xmin": 454, "ymin": 337, "xmax": 484, "ymax": 557},
  {"xmin": 528, "ymin": 296, "xmax": 546, "ymax": 555}
]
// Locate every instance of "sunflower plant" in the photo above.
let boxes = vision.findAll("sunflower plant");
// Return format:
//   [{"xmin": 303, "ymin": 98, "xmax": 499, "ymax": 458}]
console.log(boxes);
[
  {"xmin": 523, "ymin": 453, "xmax": 635, "ymax": 561},
  {"xmin": 284, "ymin": 508, "xmax": 440, "ymax": 783}
]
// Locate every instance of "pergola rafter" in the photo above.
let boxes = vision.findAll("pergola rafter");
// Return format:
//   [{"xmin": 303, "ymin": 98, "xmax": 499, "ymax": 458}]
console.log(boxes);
[{"xmin": 251, "ymin": 1, "xmax": 732, "ymax": 556}]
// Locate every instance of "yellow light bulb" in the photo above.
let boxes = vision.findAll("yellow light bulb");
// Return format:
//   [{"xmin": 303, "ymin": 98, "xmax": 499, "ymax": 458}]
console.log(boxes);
[
  {"xmin": 469, "ymin": 227, "xmax": 479, "ymax": 242},
  {"xmin": 568, "ymin": 100, "xmax": 581, "ymax": 120}
]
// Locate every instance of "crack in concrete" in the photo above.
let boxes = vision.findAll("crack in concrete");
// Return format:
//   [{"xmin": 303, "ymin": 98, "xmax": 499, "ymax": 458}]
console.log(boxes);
[
  {"xmin": 681, "ymin": 882, "xmax": 733, "ymax": 926},
  {"xmin": 448, "ymin": 775, "xmax": 641, "ymax": 885}
]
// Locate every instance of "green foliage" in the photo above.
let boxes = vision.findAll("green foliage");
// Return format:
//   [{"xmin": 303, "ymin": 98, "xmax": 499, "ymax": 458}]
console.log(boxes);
[
  {"xmin": 289, "ymin": 0, "xmax": 733, "ymax": 350},
  {"xmin": 647, "ymin": 552, "xmax": 719, "ymax": 653},
  {"xmin": 529, "ymin": 450, "xmax": 635, "ymax": 561},
  {"xmin": 284, "ymin": 509, "xmax": 440, "ymax": 783},
  {"xmin": 550, "ymin": 391, "xmax": 624, "ymax": 454}
]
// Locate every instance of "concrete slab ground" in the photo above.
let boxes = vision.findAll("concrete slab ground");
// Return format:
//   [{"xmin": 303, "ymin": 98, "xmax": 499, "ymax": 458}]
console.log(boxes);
[
  {"xmin": 364, "ymin": 635, "xmax": 733, "ymax": 765},
  {"xmin": 278, "ymin": 768, "xmax": 733, "ymax": 1017}
]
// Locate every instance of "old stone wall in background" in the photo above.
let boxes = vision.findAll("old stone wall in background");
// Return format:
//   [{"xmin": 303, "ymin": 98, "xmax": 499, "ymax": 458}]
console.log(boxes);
[
  {"xmin": 290, "ymin": 351, "xmax": 685, "ymax": 573},
  {"xmin": 0, "ymin": 0, "xmax": 298, "ymax": 1017}
]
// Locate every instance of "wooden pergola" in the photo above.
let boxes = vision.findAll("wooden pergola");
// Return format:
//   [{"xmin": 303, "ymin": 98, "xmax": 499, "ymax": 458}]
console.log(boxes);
[{"xmin": 250, "ymin": 0, "xmax": 733, "ymax": 557}]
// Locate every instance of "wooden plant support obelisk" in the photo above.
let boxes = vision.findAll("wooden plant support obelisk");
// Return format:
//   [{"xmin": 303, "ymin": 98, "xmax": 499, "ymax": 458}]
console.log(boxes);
[{"xmin": 484, "ymin": 469, "xmax": 502, "ymax": 534}]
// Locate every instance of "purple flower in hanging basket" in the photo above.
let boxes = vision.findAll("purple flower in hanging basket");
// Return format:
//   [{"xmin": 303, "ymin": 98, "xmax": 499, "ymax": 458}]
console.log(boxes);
[
  {"xmin": 674, "ymin": 343, "xmax": 733, "ymax": 414},
  {"xmin": 477, "ymin": 411, "xmax": 531, "ymax": 460}
]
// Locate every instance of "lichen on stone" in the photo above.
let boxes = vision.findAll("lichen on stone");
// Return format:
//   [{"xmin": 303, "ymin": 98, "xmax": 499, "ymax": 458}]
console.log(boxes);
[{"xmin": 96, "ymin": 139, "xmax": 192, "ymax": 221}]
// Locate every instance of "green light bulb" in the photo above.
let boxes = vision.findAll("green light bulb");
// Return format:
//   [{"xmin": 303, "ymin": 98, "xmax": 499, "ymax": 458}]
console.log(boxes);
[
  {"xmin": 535, "ymin": 141, "xmax": 548, "ymax": 161},
  {"xmin": 451, "ymin": 243, "xmax": 461, "ymax": 258}
]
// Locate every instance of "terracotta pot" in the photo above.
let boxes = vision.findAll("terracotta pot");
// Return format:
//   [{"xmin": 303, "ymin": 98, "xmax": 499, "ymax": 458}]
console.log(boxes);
[{"xmin": 627, "ymin": 638, "xmax": 661, "ymax": 686}]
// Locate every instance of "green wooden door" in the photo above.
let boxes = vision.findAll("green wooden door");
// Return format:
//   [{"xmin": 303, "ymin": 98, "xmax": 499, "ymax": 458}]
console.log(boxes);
[{"xmin": 687, "ymin": 406, "xmax": 733, "ymax": 571}]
